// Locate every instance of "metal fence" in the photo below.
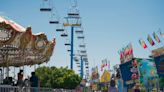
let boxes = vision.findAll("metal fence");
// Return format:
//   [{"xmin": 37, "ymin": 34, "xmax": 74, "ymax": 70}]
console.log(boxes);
[
  {"xmin": 0, "ymin": 85, "xmax": 53, "ymax": 92},
  {"xmin": 0, "ymin": 85, "xmax": 76, "ymax": 92}
]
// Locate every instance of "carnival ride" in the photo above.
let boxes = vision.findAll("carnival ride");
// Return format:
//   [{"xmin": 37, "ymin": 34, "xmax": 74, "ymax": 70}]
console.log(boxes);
[
  {"xmin": 0, "ymin": 16, "xmax": 55, "ymax": 67},
  {"xmin": 39, "ymin": 0, "xmax": 89, "ymax": 78}
]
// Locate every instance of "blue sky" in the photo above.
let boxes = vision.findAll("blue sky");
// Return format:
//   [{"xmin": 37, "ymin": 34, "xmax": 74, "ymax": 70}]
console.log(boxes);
[{"xmin": 0, "ymin": 0, "xmax": 164, "ymax": 76}]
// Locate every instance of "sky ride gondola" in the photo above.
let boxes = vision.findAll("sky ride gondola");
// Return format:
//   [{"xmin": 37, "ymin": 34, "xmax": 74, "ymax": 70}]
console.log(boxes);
[
  {"xmin": 74, "ymin": 56, "xmax": 78, "ymax": 61},
  {"xmin": 40, "ymin": 8, "xmax": 52, "ymax": 12},
  {"xmin": 77, "ymin": 36, "xmax": 84, "ymax": 39},
  {"xmin": 75, "ymin": 30, "xmax": 83, "ymax": 34},
  {"xmin": 40, "ymin": 0, "xmax": 52, "ymax": 12},
  {"xmin": 65, "ymin": 43, "xmax": 71, "ymax": 46},
  {"xmin": 67, "ymin": 50, "xmax": 71, "ymax": 52},
  {"xmin": 80, "ymin": 50, "xmax": 86, "ymax": 53},
  {"xmin": 49, "ymin": 21, "xmax": 59, "ymax": 24},
  {"xmin": 85, "ymin": 63, "xmax": 89, "ymax": 65},
  {"xmin": 76, "ymin": 62, "xmax": 80, "ymax": 64},
  {"xmin": 56, "ymin": 29, "xmax": 64, "ymax": 32},
  {"xmin": 67, "ymin": 13, "xmax": 80, "ymax": 18},
  {"xmin": 49, "ymin": 12, "xmax": 59, "ymax": 24},
  {"xmin": 81, "ymin": 54, "xmax": 87, "ymax": 57},
  {"xmin": 83, "ymin": 58, "xmax": 88, "ymax": 62},
  {"xmin": 79, "ymin": 44, "xmax": 85, "ymax": 48},
  {"xmin": 85, "ymin": 66, "xmax": 89, "ymax": 69},
  {"xmin": 61, "ymin": 33, "xmax": 68, "ymax": 37}
]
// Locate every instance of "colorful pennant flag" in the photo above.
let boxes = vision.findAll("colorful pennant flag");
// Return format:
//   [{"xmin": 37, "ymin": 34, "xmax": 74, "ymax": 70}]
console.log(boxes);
[
  {"xmin": 139, "ymin": 39, "xmax": 147, "ymax": 49},
  {"xmin": 147, "ymin": 34, "xmax": 155, "ymax": 46},
  {"xmin": 153, "ymin": 32, "xmax": 161, "ymax": 43},
  {"xmin": 128, "ymin": 43, "xmax": 133, "ymax": 55},
  {"xmin": 124, "ymin": 45, "xmax": 129, "ymax": 56},
  {"xmin": 101, "ymin": 59, "xmax": 108, "ymax": 71}
]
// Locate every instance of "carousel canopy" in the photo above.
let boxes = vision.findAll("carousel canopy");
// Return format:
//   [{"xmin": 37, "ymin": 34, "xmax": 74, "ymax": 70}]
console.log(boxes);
[{"xmin": 0, "ymin": 16, "xmax": 56, "ymax": 67}]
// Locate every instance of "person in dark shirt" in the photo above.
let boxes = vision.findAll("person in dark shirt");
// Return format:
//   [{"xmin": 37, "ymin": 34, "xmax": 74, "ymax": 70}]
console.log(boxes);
[
  {"xmin": 30, "ymin": 72, "xmax": 39, "ymax": 92},
  {"xmin": 17, "ymin": 70, "xmax": 24, "ymax": 86},
  {"xmin": 30, "ymin": 72, "xmax": 38, "ymax": 87}
]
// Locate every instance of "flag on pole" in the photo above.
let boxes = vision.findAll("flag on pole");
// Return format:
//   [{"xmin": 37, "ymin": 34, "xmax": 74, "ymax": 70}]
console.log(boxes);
[
  {"xmin": 124, "ymin": 45, "xmax": 129, "ymax": 56},
  {"xmin": 147, "ymin": 34, "xmax": 155, "ymax": 46},
  {"xmin": 139, "ymin": 39, "xmax": 148, "ymax": 49},
  {"xmin": 108, "ymin": 60, "xmax": 110, "ymax": 71},
  {"xmin": 128, "ymin": 43, "xmax": 133, "ymax": 55},
  {"xmin": 101, "ymin": 59, "xmax": 108, "ymax": 71},
  {"xmin": 153, "ymin": 32, "xmax": 161, "ymax": 43}
]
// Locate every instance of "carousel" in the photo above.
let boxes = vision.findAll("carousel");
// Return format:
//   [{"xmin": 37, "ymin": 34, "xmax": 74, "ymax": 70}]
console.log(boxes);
[
  {"xmin": 0, "ymin": 16, "xmax": 55, "ymax": 86},
  {"xmin": 0, "ymin": 16, "xmax": 55, "ymax": 67}
]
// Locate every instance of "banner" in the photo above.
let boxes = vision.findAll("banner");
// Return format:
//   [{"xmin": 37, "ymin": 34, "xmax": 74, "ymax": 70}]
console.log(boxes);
[
  {"xmin": 154, "ymin": 54, "xmax": 164, "ymax": 77},
  {"xmin": 100, "ymin": 70, "xmax": 111, "ymax": 83},
  {"xmin": 118, "ymin": 43, "xmax": 134, "ymax": 63},
  {"xmin": 119, "ymin": 59, "xmax": 139, "ymax": 87},
  {"xmin": 137, "ymin": 58, "xmax": 158, "ymax": 89}
]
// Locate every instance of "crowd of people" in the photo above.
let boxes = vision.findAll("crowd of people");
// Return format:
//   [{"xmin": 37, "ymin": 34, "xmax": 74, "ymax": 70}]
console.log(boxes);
[{"xmin": 1, "ymin": 70, "xmax": 39, "ymax": 90}]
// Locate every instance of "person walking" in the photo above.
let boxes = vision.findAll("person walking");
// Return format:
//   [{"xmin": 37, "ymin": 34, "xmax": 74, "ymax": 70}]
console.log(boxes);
[{"xmin": 109, "ymin": 79, "xmax": 118, "ymax": 92}]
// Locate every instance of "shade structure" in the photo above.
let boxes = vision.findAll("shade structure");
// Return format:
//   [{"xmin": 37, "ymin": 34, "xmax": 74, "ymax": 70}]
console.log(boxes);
[{"xmin": 0, "ymin": 16, "xmax": 56, "ymax": 67}]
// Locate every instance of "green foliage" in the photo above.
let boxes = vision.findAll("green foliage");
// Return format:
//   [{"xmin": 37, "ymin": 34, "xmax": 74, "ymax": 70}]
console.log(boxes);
[
  {"xmin": 35, "ymin": 66, "xmax": 82, "ymax": 89},
  {"xmin": 159, "ymin": 77, "xmax": 164, "ymax": 88}
]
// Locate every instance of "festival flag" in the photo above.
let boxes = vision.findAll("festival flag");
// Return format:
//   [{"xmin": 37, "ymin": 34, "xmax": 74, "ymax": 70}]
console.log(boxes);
[
  {"xmin": 128, "ymin": 43, "xmax": 133, "ymax": 55},
  {"xmin": 153, "ymin": 32, "xmax": 161, "ymax": 43},
  {"xmin": 118, "ymin": 49, "xmax": 124, "ymax": 60},
  {"xmin": 120, "ymin": 51, "xmax": 124, "ymax": 60},
  {"xmin": 139, "ymin": 39, "xmax": 147, "ymax": 49},
  {"xmin": 147, "ymin": 34, "xmax": 155, "ymax": 46},
  {"xmin": 101, "ymin": 59, "xmax": 108, "ymax": 71},
  {"xmin": 124, "ymin": 45, "xmax": 129, "ymax": 56},
  {"xmin": 108, "ymin": 60, "xmax": 110, "ymax": 71}
]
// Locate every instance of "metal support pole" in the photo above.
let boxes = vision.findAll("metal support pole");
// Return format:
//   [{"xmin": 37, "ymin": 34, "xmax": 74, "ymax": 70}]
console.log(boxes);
[
  {"xmin": 80, "ymin": 56, "xmax": 84, "ymax": 78},
  {"xmin": 70, "ymin": 26, "xmax": 74, "ymax": 70}
]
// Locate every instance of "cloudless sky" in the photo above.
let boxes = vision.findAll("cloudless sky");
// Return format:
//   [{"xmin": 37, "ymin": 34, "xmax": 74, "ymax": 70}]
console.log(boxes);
[{"xmin": 0, "ymin": 0, "xmax": 164, "ymax": 77}]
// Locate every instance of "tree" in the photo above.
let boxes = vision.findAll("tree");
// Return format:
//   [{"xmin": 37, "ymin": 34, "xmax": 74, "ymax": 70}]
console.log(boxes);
[{"xmin": 35, "ymin": 66, "xmax": 82, "ymax": 89}]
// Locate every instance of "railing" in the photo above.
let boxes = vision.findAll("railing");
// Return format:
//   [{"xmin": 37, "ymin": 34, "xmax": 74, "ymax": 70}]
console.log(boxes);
[
  {"xmin": 0, "ymin": 85, "xmax": 76, "ymax": 92},
  {"xmin": 0, "ymin": 85, "xmax": 53, "ymax": 92}
]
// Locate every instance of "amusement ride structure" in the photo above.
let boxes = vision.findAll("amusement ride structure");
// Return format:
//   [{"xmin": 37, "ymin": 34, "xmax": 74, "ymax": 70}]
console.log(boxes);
[
  {"xmin": 0, "ymin": 0, "xmax": 89, "ymax": 80},
  {"xmin": 39, "ymin": 0, "xmax": 89, "ymax": 78},
  {"xmin": 0, "ymin": 16, "xmax": 55, "ymax": 78}
]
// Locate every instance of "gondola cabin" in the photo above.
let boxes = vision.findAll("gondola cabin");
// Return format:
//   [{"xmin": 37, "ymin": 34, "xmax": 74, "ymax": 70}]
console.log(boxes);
[{"xmin": 56, "ymin": 29, "xmax": 64, "ymax": 32}]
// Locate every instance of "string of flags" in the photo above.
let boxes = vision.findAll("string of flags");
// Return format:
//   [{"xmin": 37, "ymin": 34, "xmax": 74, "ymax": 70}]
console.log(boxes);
[{"xmin": 139, "ymin": 29, "xmax": 163, "ymax": 49}]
